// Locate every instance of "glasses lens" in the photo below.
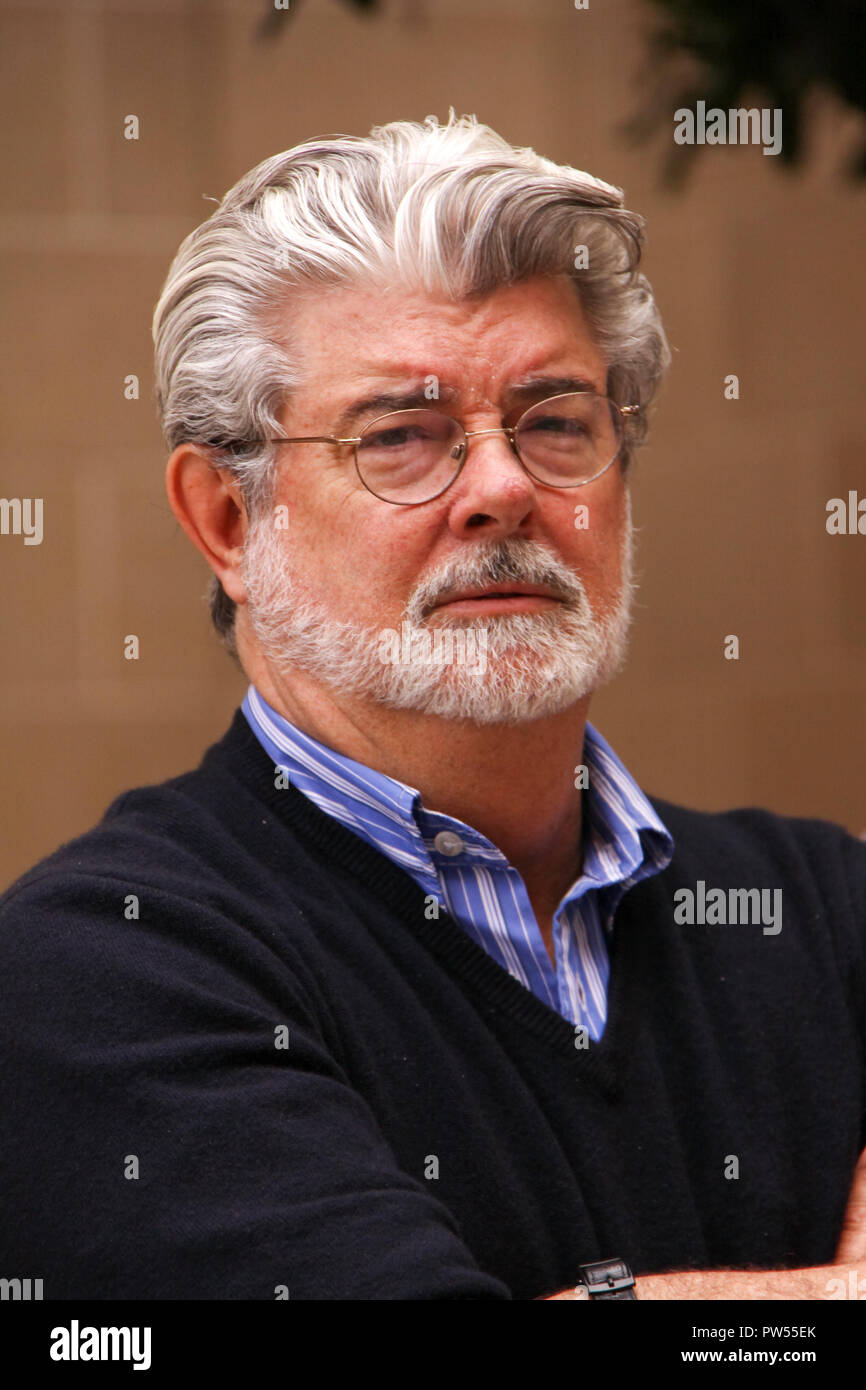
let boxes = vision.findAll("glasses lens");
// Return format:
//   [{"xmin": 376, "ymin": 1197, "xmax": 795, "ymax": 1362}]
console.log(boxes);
[
  {"xmin": 515, "ymin": 393, "xmax": 622, "ymax": 485},
  {"xmin": 355, "ymin": 410, "xmax": 464, "ymax": 503}
]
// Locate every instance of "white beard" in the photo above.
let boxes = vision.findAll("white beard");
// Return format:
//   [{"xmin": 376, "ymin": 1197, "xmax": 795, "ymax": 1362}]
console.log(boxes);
[{"xmin": 241, "ymin": 502, "xmax": 636, "ymax": 726}]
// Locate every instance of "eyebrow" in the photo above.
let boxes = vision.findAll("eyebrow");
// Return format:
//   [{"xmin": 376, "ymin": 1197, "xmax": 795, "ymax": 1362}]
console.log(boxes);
[
  {"xmin": 333, "ymin": 373, "xmax": 605, "ymax": 436},
  {"xmin": 506, "ymin": 374, "xmax": 604, "ymax": 409},
  {"xmin": 334, "ymin": 385, "xmax": 461, "ymax": 436}
]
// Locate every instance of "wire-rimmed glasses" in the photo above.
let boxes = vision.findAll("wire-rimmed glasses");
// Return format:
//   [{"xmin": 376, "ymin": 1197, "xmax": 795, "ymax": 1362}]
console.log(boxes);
[{"xmin": 232, "ymin": 392, "xmax": 640, "ymax": 506}]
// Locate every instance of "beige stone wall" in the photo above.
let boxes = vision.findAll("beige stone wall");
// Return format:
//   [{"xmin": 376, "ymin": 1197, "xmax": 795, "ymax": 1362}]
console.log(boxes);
[{"xmin": 2, "ymin": 0, "xmax": 864, "ymax": 888}]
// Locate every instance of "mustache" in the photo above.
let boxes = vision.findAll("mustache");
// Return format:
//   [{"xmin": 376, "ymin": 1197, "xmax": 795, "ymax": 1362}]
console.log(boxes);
[{"xmin": 408, "ymin": 539, "xmax": 587, "ymax": 622}]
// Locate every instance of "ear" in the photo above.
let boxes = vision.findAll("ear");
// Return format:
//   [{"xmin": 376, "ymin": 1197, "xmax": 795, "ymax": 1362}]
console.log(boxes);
[{"xmin": 165, "ymin": 445, "xmax": 249, "ymax": 605}]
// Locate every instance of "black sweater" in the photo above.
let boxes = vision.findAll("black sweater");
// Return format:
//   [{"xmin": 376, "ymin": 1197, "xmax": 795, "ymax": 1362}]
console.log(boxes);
[{"xmin": 1, "ymin": 710, "xmax": 864, "ymax": 1300}]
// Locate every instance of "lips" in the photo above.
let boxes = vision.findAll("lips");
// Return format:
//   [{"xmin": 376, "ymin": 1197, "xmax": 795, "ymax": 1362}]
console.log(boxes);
[{"xmin": 434, "ymin": 582, "xmax": 562, "ymax": 607}]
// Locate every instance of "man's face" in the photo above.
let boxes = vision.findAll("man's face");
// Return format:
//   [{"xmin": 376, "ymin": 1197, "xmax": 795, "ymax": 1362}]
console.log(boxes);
[{"xmin": 240, "ymin": 274, "xmax": 635, "ymax": 724}]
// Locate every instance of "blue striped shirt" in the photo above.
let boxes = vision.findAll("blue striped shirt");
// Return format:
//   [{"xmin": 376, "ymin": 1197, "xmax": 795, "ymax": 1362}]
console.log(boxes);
[{"xmin": 242, "ymin": 684, "xmax": 673, "ymax": 1040}]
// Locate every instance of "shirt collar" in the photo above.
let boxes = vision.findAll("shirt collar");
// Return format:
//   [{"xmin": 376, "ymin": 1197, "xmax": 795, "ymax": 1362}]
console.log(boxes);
[{"xmin": 243, "ymin": 683, "xmax": 673, "ymax": 895}]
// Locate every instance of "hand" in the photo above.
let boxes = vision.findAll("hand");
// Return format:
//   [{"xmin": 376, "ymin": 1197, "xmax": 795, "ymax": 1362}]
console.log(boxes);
[{"xmin": 834, "ymin": 1146, "xmax": 866, "ymax": 1265}]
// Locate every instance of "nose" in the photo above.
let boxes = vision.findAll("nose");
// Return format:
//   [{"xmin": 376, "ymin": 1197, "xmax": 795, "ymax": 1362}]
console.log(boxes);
[{"xmin": 444, "ymin": 427, "xmax": 537, "ymax": 538}]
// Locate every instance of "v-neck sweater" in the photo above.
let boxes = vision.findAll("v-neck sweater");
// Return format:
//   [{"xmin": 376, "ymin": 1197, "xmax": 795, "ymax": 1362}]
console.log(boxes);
[
  {"xmin": 240, "ymin": 682, "xmax": 675, "ymax": 1040},
  {"xmin": 0, "ymin": 709, "xmax": 864, "ymax": 1300}
]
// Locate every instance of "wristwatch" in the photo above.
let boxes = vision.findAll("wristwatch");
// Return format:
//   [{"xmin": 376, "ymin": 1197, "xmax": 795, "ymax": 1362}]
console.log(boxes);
[{"xmin": 574, "ymin": 1257, "xmax": 636, "ymax": 1300}]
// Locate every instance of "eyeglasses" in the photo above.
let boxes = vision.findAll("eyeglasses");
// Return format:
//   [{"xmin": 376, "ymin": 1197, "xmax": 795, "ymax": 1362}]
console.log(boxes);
[{"xmin": 232, "ymin": 392, "xmax": 639, "ymax": 506}]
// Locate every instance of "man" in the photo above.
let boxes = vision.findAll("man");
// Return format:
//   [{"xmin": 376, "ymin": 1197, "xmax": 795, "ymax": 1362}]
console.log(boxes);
[{"xmin": 1, "ymin": 114, "xmax": 864, "ymax": 1301}]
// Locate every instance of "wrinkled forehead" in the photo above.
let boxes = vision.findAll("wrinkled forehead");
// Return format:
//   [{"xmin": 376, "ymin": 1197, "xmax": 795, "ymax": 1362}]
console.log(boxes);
[{"xmin": 269, "ymin": 274, "xmax": 609, "ymax": 417}]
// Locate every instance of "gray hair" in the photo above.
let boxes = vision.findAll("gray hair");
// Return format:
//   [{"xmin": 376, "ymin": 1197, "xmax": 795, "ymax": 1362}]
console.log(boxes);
[{"xmin": 152, "ymin": 113, "xmax": 670, "ymax": 657}]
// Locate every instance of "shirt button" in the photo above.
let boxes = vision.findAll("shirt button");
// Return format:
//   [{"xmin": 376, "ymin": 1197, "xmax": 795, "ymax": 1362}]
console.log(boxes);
[{"xmin": 433, "ymin": 830, "xmax": 465, "ymax": 857}]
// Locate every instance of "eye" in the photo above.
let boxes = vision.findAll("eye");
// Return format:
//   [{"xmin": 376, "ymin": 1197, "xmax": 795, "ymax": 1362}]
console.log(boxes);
[
  {"xmin": 525, "ymin": 414, "xmax": 589, "ymax": 434},
  {"xmin": 361, "ymin": 424, "xmax": 433, "ymax": 449},
  {"xmin": 521, "ymin": 414, "xmax": 593, "ymax": 446}
]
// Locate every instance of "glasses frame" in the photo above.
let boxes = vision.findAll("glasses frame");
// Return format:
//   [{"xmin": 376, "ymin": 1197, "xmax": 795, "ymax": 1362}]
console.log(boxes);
[{"xmin": 229, "ymin": 392, "xmax": 640, "ymax": 507}]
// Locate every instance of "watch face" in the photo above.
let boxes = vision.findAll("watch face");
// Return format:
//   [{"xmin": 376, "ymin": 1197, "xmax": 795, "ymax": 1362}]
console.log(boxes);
[{"xmin": 578, "ymin": 1258, "xmax": 635, "ymax": 1298}]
